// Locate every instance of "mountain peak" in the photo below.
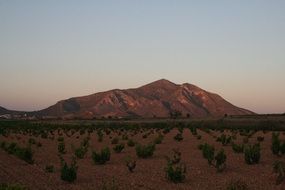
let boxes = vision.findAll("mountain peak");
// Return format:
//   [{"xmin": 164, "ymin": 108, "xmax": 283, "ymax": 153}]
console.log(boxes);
[
  {"xmin": 155, "ymin": 78, "xmax": 174, "ymax": 84},
  {"xmin": 140, "ymin": 79, "xmax": 177, "ymax": 89}
]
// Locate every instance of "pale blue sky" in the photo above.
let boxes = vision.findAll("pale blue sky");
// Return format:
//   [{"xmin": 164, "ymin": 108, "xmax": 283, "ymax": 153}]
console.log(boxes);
[{"xmin": 0, "ymin": 0, "xmax": 285, "ymax": 113}]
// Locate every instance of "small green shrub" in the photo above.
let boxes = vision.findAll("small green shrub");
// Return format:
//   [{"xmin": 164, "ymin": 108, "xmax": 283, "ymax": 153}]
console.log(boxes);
[
  {"xmin": 97, "ymin": 130, "xmax": 104, "ymax": 142},
  {"xmin": 127, "ymin": 139, "xmax": 135, "ymax": 147},
  {"xmin": 200, "ymin": 143, "xmax": 215, "ymax": 165},
  {"xmin": 217, "ymin": 134, "xmax": 232, "ymax": 146},
  {"xmin": 60, "ymin": 157, "xmax": 77, "ymax": 183},
  {"xmin": 74, "ymin": 137, "xmax": 89, "ymax": 159},
  {"xmin": 75, "ymin": 146, "xmax": 87, "ymax": 159},
  {"xmin": 135, "ymin": 143, "xmax": 155, "ymax": 158},
  {"xmin": 153, "ymin": 134, "xmax": 164, "ymax": 144},
  {"xmin": 232, "ymin": 143, "xmax": 244, "ymax": 153},
  {"xmin": 165, "ymin": 149, "xmax": 181, "ymax": 165},
  {"xmin": 174, "ymin": 133, "xmax": 183, "ymax": 142},
  {"xmin": 92, "ymin": 147, "xmax": 111, "ymax": 165},
  {"xmin": 7, "ymin": 142, "xmax": 17, "ymax": 154},
  {"xmin": 165, "ymin": 163, "xmax": 186, "ymax": 183},
  {"xmin": 280, "ymin": 143, "xmax": 285, "ymax": 155},
  {"xmin": 81, "ymin": 136, "xmax": 90, "ymax": 147},
  {"xmin": 200, "ymin": 144, "xmax": 226, "ymax": 172},
  {"xmin": 178, "ymin": 127, "xmax": 184, "ymax": 134},
  {"xmin": 122, "ymin": 134, "xmax": 128, "ymax": 140},
  {"xmin": 163, "ymin": 127, "xmax": 171, "ymax": 134},
  {"xmin": 15, "ymin": 146, "xmax": 33, "ymax": 164},
  {"xmin": 125, "ymin": 156, "xmax": 136, "ymax": 172},
  {"xmin": 272, "ymin": 132, "xmax": 281, "ymax": 155},
  {"xmin": 214, "ymin": 149, "xmax": 227, "ymax": 172},
  {"xmin": 273, "ymin": 161, "xmax": 285, "ymax": 185},
  {"xmin": 244, "ymin": 144, "xmax": 260, "ymax": 165},
  {"xmin": 58, "ymin": 142, "xmax": 66, "ymax": 154},
  {"xmin": 164, "ymin": 149, "xmax": 186, "ymax": 183},
  {"xmin": 45, "ymin": 165, "xmax": 54, "ymax": 173},
  {"xmin": 113, "ymin": 143, "xmax": 125, "ymax": 153},
  {"xmin": 190, "ymin": 127, "xmax": 197, "ymax": 136},
  {"xmin": 271, "ymin": 132, "xmax": 285, "ymax": 155}
]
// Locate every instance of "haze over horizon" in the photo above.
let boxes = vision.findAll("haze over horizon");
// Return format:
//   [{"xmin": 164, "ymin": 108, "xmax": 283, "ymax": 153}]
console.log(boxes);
[{"xmin": 1, "ymin": 1, "xmax": 285, "ymax": 114}]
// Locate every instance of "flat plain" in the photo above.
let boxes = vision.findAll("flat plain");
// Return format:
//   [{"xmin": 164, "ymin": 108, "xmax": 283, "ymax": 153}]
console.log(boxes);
[{"xmin": 1, "ymin": 116, "xmax": 285, "ymax": 190}]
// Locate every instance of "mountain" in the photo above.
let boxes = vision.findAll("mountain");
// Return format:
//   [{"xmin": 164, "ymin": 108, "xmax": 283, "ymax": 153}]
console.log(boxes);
[
  {"xmin": 0, "ymin": 106, "xmax": 9, "ymax": 115},
  {"xmin": 0, "ymin": 106, "xmax": 23, "ymax": 115},
  {"xmin": 36, "ymin": 79, "xmax": 254, "ymax": 119}
]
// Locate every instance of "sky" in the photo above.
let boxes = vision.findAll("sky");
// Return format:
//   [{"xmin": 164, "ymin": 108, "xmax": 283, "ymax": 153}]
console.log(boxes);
[{"xmin": 0, "ymin": 0, "xmax": 285, "ymax": 114}]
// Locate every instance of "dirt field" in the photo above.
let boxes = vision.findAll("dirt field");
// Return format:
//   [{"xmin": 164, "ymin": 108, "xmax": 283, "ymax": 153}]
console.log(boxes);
[{"xmin": 1, "ymin": 120, "xmax": 285, "ymax": 190}]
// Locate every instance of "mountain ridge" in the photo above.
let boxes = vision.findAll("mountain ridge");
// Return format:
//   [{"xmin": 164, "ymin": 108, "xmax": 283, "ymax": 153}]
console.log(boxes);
[{"xmin": 33, "ymin": 79, "xmax": 254, "ymax": 119}]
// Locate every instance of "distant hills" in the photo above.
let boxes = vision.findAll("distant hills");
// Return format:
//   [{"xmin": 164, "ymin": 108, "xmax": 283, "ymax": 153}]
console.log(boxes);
[
  {"xmin": 0, "ymin": 106, "xmax": 23, "ymax": 116},
  {"xmin": 21, "ymin": 79, "xmax": 253, "ymax": 119},
  {"xmin": 0, "ymin": 106, "xmax": 9, "ymax": 114}
]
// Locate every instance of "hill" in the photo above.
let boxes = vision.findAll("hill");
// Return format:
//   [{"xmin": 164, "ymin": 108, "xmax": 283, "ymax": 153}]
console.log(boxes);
[{"xmin": 36, "ymin": 79, "xmax": 254, "ymax": 119}]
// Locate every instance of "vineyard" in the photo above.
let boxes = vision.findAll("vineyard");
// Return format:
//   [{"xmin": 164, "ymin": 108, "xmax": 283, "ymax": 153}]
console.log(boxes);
[{"xmin": 0, "ymin": 116, "xmax": 285, "ymax": 190}]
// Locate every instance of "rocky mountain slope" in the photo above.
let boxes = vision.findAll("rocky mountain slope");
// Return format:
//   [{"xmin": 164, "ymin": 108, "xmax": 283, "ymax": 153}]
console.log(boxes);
[{"xmin": 35, "ymin": 79, "xmax": 254, "ymax": 118}]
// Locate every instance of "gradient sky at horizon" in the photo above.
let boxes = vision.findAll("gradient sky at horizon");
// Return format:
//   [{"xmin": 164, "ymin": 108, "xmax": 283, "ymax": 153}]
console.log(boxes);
[{"xmin": 0, "ymin": 0, "xmax": 285, "ymax": 114}]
